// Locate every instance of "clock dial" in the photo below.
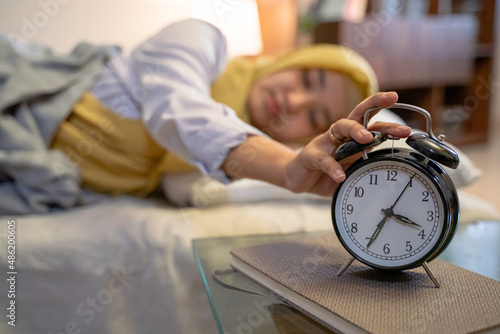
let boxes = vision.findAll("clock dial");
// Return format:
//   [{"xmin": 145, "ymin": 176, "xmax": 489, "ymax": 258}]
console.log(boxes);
[{"xmin": 333, "ymin": 159, "xmax": 446, "ymax": 269}]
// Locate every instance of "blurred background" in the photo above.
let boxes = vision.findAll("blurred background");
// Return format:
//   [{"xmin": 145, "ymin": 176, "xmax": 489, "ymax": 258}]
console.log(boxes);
[{"xmin": 0, "ymin": 0, "xmax": 498, "ymax": 210}]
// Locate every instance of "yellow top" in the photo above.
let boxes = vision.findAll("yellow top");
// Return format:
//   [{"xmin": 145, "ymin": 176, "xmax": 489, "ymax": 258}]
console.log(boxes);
[
  {"xmin": 51, "ymin": 44, "xmax": 378, "ymax": 196},
  {"xmin": 51, "ymin": 92, "xmax": 194, "ymax": 196}
]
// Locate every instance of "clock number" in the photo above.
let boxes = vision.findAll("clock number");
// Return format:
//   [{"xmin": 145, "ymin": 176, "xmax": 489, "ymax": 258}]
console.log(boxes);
[
  {"xmin": 383, "ymin": 243, "xmax": 390, "ymax": 254},
  {"xmin": 422, "ymin": 191, "xmax": 429, "ymax": 202},
  {"xmin": 418, "ymin": 230, "xmax": 426, "ymax": 240},
  {"xmin": 369, "ymin": 174, "xmax": 378, "ymax": 185},
  {"xmin": 354, "ymin": 187, "xmax": 364, "ymax": 198},
  {"xmin": 386, "ymin": 170, "xmax": 397, "ymax": 181},
  {"xmin": 350, "ymin": 222, "xmax": 358, "ymax": 233},
  {"xmin": 406, "ymin": 241, "xmax": 412, "ymax": 252},
  {"xmin": 427, "ymin": 210, "xmax": 434, "ymax": 222},
  {"xmin": 346, "ymin": 204, "xmax": 354, "ymax": 215}
]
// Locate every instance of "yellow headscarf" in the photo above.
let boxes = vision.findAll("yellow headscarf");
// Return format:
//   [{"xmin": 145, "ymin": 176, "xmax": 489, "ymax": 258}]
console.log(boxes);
[{"xmin": 211, "ymin": 43, "xmax": 379, "ymax": 123}]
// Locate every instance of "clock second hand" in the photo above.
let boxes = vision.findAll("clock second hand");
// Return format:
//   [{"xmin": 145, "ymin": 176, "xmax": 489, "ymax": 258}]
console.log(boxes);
[{"xmin": 365, "ymin": 173, "xmax": 417, "ymax": 249}]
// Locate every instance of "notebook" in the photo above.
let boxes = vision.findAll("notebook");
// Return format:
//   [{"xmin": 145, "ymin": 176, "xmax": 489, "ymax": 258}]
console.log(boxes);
[{"xmin": 230, "ymin": 233, "xmax": 500, "ymax": 334}]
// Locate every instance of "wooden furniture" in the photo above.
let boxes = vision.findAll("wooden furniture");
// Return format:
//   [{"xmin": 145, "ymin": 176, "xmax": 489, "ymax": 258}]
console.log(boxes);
[
  {"xmin": 314, "ymin": 0, "xmax": 497, "ymax": 146},
  {"xmin": 256, "ymin": 0, "xmax": 298, "ymax": 56}
]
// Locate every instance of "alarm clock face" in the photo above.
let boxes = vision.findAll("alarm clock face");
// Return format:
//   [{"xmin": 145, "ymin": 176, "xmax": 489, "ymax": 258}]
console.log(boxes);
[{"xmin": 332, "ymin": 154, "xmax": 451, "ymax": 270}]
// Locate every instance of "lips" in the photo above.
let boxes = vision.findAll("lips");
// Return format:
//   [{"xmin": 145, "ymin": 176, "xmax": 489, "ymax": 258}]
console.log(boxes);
[{"xmin": 266, "ymin": 92, "xmax": 281, "ymax": 118}]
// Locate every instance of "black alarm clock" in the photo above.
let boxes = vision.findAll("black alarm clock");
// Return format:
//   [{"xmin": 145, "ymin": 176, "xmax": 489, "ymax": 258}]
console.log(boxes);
[{"xmin": 331, "ymin": 103, "xmax": 460, "ymax": 287}]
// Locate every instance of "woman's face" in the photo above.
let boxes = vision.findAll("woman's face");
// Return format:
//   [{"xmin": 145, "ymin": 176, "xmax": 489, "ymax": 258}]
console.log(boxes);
[{"xmin": 248, "ymin": 68, "xmax": 351, "ymax": 143}]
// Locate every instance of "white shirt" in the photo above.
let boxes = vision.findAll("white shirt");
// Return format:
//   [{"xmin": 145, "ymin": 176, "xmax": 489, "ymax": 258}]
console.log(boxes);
[{"xmin": 90, "ymin": 19, "xmax": 263, "ymax": 183}]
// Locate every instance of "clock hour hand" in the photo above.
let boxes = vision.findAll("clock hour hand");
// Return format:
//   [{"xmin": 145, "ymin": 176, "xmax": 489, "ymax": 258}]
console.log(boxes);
[{"xmin": 393, "ymin": 213, "xmax": 422, "ymax": 228}]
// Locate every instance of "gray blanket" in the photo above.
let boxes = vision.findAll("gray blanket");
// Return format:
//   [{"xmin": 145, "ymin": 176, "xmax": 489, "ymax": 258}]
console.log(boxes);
[{"xmin": 0, "ymin": 35, "xmax": 116, "ymax": 215}]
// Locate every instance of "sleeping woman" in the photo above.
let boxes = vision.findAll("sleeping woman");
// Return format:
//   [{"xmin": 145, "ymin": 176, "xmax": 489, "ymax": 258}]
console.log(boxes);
[{"xmin": 0, "ymin": 18, "xmax": 410, "ymax": 214}]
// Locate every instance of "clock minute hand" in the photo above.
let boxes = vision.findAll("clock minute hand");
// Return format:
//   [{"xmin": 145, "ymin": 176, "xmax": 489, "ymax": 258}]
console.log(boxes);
[
  {"xmin": 390, "ymin": 174, "xmax": 416, "ymax": 210},
  {"xmin": 393, "ymin": 213, "xmax": 422, "ymax": 228},
  {"xmin": 366, "ymin": 212, "xmax": 390, "ymax": 249}
]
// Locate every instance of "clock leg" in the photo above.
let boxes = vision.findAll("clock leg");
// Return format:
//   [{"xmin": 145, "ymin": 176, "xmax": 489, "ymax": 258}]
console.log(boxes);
[
  {"xmin": 422, "ymin": 262, "xmax": 440, "ymax": 288},
  {"xmin": 337, "ymin": 256, "xmax": 355, "ymax": 276}
]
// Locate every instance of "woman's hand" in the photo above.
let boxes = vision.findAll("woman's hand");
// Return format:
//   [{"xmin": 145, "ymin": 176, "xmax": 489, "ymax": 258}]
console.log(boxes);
[{"xmin": 283, "ymin": 92, "xmax": 411, "ymax": 196}]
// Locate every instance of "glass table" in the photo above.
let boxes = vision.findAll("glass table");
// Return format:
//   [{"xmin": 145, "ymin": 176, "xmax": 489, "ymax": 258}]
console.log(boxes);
[{"xmin": 193, "ymin": 221, "xmax": 500, "ymax": 334}]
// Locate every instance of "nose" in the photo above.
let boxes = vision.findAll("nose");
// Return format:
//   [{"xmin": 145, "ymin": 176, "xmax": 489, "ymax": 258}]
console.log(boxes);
[{"xmin": 286, "ymin": 90, "xmax": 315, "ymax": 115}]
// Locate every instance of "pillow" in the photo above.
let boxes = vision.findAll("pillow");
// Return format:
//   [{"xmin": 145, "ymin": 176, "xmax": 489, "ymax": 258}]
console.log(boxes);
[
  {"xmin": 457, "ymin": 190, "xmax": 500, "ymax": 224},
  {"xmin": 162, "ymin": 171, "xmax": 327, "ymax": 207}
]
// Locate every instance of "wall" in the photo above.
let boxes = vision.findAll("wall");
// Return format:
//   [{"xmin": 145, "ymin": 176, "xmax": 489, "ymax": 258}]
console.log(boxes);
[
  {"xmin": 0, "ymin": 0, "xmax": 190, "ymax": 53},
  {"xmin": 0, "ymin": 0, "xmax": 262, "ymax": 56}
]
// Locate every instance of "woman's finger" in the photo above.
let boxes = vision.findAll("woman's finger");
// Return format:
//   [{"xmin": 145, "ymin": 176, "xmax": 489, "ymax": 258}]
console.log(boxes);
[
  {"xmin": 347, "ymin": 91, "xmax": 399, "ymax": 124},
  {"xmin": 329, "ymin": 119, "xmax": 373, "ymax": 144},
  {"xmin": 317, "ymin": 153, "xmax": 346, "ymax": 183},
  {"xmin": 368, "ymin": 121, "xmax": 411, "ymax": 138}
]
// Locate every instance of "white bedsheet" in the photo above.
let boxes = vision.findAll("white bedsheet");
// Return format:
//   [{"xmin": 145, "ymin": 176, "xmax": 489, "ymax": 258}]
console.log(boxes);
[{"xmin": 0, "ymin": 191, "xmax": 498, "ymax": 334}]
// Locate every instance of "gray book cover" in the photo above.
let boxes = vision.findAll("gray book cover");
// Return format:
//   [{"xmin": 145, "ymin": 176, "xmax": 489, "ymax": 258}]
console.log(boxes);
[{"xmin": 230, "ymin": 233, "xmax": 500, "ymax": 334}]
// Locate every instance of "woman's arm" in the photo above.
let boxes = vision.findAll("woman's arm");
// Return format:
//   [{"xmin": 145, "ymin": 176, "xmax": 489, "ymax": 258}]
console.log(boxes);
[
  {"xmin": 222, "ymin": 92, "xmax": 412, "ymax": 197},
  {"xmin": 130, "ymin": 19, "xmax": 264, "ymax": 182}
]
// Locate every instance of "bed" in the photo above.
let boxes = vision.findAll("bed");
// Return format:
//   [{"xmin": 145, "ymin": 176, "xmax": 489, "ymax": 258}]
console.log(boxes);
[
  {"xmin": 1, "ymin": 146, "xmax": 499, "ymax": 334},
  {"xmin": 1, "ymin": 13, "xmax": 499, "ymax": 334}
]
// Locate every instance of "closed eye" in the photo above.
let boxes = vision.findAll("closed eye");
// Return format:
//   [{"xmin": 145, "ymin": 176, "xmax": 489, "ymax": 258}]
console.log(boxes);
[
  {"xmin": 308, "ymin": 110, "xmax": 319, "ymax": 131},
  {"xmin": 309, "ymin": 108, "xmax": 333, "ymax": 133},
  {"xmin": 301, "ymin": 69, "xmax": 312, "ymax": 90}
]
